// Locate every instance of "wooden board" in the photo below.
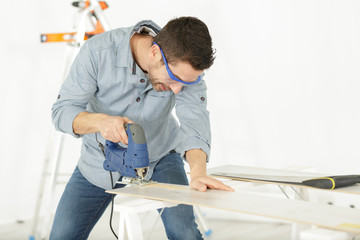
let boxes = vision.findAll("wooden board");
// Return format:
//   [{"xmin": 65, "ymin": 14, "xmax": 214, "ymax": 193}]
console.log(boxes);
[
  {"xmin": 107, "ymin": 183, "xmax": 360, "ymax": 234},
  {"xmin": 208, "ymin": 165, "xmax": 360, "ymax": 195}
]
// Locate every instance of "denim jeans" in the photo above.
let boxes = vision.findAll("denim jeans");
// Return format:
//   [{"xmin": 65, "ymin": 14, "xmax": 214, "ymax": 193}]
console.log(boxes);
[{"xmin": 49, "ymin": 152, "xmax": 203, "ymax": 240}]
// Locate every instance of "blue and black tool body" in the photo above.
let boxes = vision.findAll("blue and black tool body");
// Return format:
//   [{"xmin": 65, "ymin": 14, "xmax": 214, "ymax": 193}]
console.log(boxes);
[{"xmin": 103, "ymin": 123, "xmax": 149, "ymax": 179}]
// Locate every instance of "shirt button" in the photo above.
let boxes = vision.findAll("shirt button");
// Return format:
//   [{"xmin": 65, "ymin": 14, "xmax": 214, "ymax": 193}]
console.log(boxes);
[
  {"xmin": 136, "ymin": 97, "xmax": 141, "ymax": 102},
  {"xmin": 140, "ymin": 79, "xmax": 145, "ymax": 83},
  {"xmin": 200, "ymin": 97, "xmax": 206, "ymax": 101}
]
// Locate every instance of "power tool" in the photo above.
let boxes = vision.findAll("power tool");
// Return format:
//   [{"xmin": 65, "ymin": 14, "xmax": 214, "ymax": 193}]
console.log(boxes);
[
  {"xmin": 302, "ymin": 175, "xmax": 360, "ymax": 189},
  {"xmin": 103, "ymin": 123, "xmax": 152, "ymax": 184}
]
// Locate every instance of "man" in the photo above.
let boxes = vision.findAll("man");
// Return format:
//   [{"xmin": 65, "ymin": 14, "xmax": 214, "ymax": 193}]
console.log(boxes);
[{"xmin": 50, "ymin": 16, "xmax": 233, "ymax": 240}]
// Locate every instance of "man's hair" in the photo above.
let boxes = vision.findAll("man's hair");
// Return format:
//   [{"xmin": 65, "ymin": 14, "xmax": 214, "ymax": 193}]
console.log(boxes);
[{"xmin": 153, "ymin": 16, "xmax": 215, "ymax": 70}]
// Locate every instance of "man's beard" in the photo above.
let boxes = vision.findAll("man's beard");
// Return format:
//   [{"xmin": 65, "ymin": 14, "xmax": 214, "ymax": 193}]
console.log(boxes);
[{"xmin": 148, "ymin": 66, "xmax": 167, "ymax": 92}]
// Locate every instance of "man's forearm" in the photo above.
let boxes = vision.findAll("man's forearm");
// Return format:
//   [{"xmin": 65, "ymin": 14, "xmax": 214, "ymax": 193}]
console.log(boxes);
[
  {"xmin": 186, "ymin": 149, "xmax": 207, "ymax": 178},
  {"xmin": 73, "ymin": 112, "xmax": 133, "ymax": 144},
  {"xmin": 73, "ymin": 111, "xmax": 108, "ymax": 135}
]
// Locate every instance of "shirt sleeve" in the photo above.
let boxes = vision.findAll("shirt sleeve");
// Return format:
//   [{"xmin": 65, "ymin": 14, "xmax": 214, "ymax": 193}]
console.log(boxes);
[
  {"xmin": 174, "ymin": 77, "xmax": 211, "ymax": 161},
  {"xmin": 51, "ymin": 41, "xmax": 98, "ymax": 138}
]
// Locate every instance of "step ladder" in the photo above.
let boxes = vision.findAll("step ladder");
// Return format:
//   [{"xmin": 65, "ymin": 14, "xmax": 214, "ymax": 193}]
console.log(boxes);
[{"xmin": 29, "ymin": 1, "xmax": 110, "ymax": 239}]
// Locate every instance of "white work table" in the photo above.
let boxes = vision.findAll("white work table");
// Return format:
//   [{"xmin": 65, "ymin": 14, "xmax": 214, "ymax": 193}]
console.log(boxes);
[{"xmin": 107, "ymin": 165, "xmax": 360, "ymax": 239}]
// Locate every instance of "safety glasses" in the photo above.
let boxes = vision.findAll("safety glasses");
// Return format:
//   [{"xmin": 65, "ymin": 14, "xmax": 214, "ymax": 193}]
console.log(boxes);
[{"xmin": 153, "ymin": 42, "xmax": 201, "ymax": 85}]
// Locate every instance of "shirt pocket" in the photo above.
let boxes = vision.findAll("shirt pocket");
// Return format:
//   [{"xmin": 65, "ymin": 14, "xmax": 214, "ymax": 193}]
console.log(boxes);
[{"xmin": 142, "ymin": 91, "xmax": 174, "ymax": 122}]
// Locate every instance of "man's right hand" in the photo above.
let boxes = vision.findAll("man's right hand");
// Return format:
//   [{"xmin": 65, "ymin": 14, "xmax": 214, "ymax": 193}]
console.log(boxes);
[
  {"xmin": 73, "ymin": 112, "xmax": 134, "ymax": 145},
  {"xmin": 97, "ymin": 115, "xmax": 134, "ymax": 144}
]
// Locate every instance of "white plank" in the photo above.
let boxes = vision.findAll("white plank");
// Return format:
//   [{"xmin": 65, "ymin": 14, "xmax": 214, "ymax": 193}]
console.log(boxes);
[
  {"xmin": 107, "ymin": 183, "xmax": 360, "ymax": 234},
  {"xmin": 208, "ymin": 165, "xmax": 360, "ymax": 195}
]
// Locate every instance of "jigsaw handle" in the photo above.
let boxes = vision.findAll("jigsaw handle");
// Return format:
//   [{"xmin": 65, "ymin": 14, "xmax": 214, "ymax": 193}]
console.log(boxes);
[
  {"xmin": 125, "ymin": 123, "xmax": 146, "ymax": 144},
  {"xmin": 103, "ymin": 140, "xmax": 126, "ymax": 172},
  {"xmin": 103, "ymin": 123, "xmax": 149, "ymax": 179}
]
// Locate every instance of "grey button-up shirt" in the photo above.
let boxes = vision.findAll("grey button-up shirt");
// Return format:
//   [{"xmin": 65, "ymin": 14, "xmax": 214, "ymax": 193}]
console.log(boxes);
[{"xmin": 51, "ymin": 20, "xmax": 211, "ymax": 190}]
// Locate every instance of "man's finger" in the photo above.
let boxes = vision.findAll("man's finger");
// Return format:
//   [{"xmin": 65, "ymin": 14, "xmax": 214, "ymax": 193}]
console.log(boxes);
[
  {"xmin": 215, "ymin": 183, "xmax": 235, "ymax": 192},
  {"xmin": 191, "ymin": 181, "xmax": 207, "ymax": 192},
  {"xmin": 123, "ymin": 117, "xmax": 134, "ymax": 124},
  {"xmin": 199, "ymin": 177, "xmax": 235, "ymax": 192},
  {"xmin": 118, "ymin": 117, "xmax": 135, "ymax": 144},
  {"xmin": 116, "ymin": 123, "xmax": 128, "ymax": 145}
]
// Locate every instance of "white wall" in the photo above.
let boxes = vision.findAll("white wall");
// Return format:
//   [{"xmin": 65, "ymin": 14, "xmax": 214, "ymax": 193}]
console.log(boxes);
[{"xmin": 0, "ymin": 0, "xmax": 359, "ymax": 224}]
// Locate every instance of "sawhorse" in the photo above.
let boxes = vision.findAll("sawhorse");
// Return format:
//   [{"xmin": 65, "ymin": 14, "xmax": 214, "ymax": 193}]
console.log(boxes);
[{"xmin": 114, "ymin": 195, "xmax": 212, "ymax": 240}]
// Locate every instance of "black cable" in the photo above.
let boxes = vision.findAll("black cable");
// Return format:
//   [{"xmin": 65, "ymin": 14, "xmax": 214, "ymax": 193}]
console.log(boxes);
[
  {"xmin": 95, "ymin": 132, "xmax": 105, "ymax": 155},
  {"xmin": 109, "ymin": 172, "xmax": 118, "ymax": 239},
  {"xmin": 95, "ymin": 133, "xmax": 118, "ymax": 239}
]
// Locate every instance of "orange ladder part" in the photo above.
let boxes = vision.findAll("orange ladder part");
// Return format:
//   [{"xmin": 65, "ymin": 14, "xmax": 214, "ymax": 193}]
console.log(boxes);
[{"xmin": 40, "ymin": 1, "xmax": 108, "ymax": 43}]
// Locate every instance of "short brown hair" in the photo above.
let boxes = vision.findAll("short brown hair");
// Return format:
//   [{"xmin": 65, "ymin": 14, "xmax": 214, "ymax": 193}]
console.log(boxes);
[{"xmin": 153, "ymin": 17, "xmax": 215, "ymax": 70}]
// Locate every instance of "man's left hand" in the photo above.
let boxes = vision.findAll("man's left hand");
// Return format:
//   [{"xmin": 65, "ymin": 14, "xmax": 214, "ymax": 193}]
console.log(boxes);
[{"xmin": 190, "ymin": 175, "xmax": 234, "ymax": 192}]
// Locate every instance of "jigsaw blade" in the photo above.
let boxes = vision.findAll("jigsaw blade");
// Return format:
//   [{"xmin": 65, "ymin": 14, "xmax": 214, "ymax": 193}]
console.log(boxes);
[{"xmin": 117, "ymin": 176, "xmax": 156, "ymax": 186}]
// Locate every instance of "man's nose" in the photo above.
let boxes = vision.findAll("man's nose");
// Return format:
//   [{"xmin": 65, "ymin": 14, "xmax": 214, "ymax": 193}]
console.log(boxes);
[{"xmin": 169, "ymin": 83, "xmax": 182, "ymax": 94}]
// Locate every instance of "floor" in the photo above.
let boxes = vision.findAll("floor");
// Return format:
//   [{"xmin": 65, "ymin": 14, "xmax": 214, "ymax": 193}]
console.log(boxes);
[{"xmin": 0, "ymin": 206, "xmax": 292, "ymax": 240}]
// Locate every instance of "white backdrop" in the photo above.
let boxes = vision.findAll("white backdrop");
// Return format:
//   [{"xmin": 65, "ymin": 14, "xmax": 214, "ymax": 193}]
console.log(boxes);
[{"xmin": 0, "ymin": 0, "xmax": 359, "ymax": 224}]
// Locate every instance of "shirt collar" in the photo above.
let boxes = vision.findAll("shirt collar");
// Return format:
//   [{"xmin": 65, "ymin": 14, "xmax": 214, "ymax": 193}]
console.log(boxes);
[{"xmin": 115, "ymin": 20, "xmax": 161, "ymax": 72}]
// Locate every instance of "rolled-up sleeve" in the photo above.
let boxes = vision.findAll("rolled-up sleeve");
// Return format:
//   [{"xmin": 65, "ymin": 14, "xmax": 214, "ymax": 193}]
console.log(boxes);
[
  {"xmin": 51, "ymin": 41, "xmax": 98, "ymax": 138},
  {"xmin": 175, "ymin": 78, "xmax": 211, "ymax": 161}
]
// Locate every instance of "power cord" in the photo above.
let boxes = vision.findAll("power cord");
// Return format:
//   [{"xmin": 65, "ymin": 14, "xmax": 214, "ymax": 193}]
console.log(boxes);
[
  {"xmin": 109, "ymin": 171, "xmax": 118, "ymax": 239},
  {"xmin": 95, "ymin": 133, "xmax": 118, "ymax": 239},
  {"xmin": 95, "ymin": 133, "xmax": 162, "ymax": 240}
]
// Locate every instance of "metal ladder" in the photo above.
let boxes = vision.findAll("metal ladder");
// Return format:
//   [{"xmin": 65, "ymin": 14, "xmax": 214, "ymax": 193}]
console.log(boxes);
[{"xmin": 29, "ymin": 1, "xmax": 110, "ymax": 239}]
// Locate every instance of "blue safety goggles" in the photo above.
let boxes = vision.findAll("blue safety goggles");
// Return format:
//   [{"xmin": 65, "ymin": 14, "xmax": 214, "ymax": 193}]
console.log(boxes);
[{"xmin": 153, "ymin": 42, "xmax": 201, "ymax": 85}]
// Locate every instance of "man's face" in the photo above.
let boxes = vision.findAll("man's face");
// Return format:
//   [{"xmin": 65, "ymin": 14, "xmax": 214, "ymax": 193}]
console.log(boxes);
[
  {"xmin": 148, "ymin": 61, "xmax": 202, "ymax": 94},
  {"xmin": 147, "ymin": 45, "xmax": 203, "ymax": 95}
]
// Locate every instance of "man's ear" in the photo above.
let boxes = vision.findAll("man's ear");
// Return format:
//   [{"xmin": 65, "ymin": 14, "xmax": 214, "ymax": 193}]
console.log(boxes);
[{"xmin": 149, "ymin": 44, "xmax": 161, "ymax": 61}]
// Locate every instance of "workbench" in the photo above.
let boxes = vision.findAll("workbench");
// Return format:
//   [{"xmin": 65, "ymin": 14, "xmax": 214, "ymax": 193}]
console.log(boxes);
[{"xmin": 107, "ymin": 165, "xmax": 360, "ymax": 239}]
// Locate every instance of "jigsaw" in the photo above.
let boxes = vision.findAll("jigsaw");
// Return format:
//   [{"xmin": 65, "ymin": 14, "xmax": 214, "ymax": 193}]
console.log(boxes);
[{"xmin": 103, "ymin": 123, "xmax": 154, "ymax": 185}]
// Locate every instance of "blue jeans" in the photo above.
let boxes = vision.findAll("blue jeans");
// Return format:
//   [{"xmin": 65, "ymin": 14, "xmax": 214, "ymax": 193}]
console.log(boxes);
[{"xmin": 49, "ymin": 152, "xmax": 203, "ymax": 240}]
